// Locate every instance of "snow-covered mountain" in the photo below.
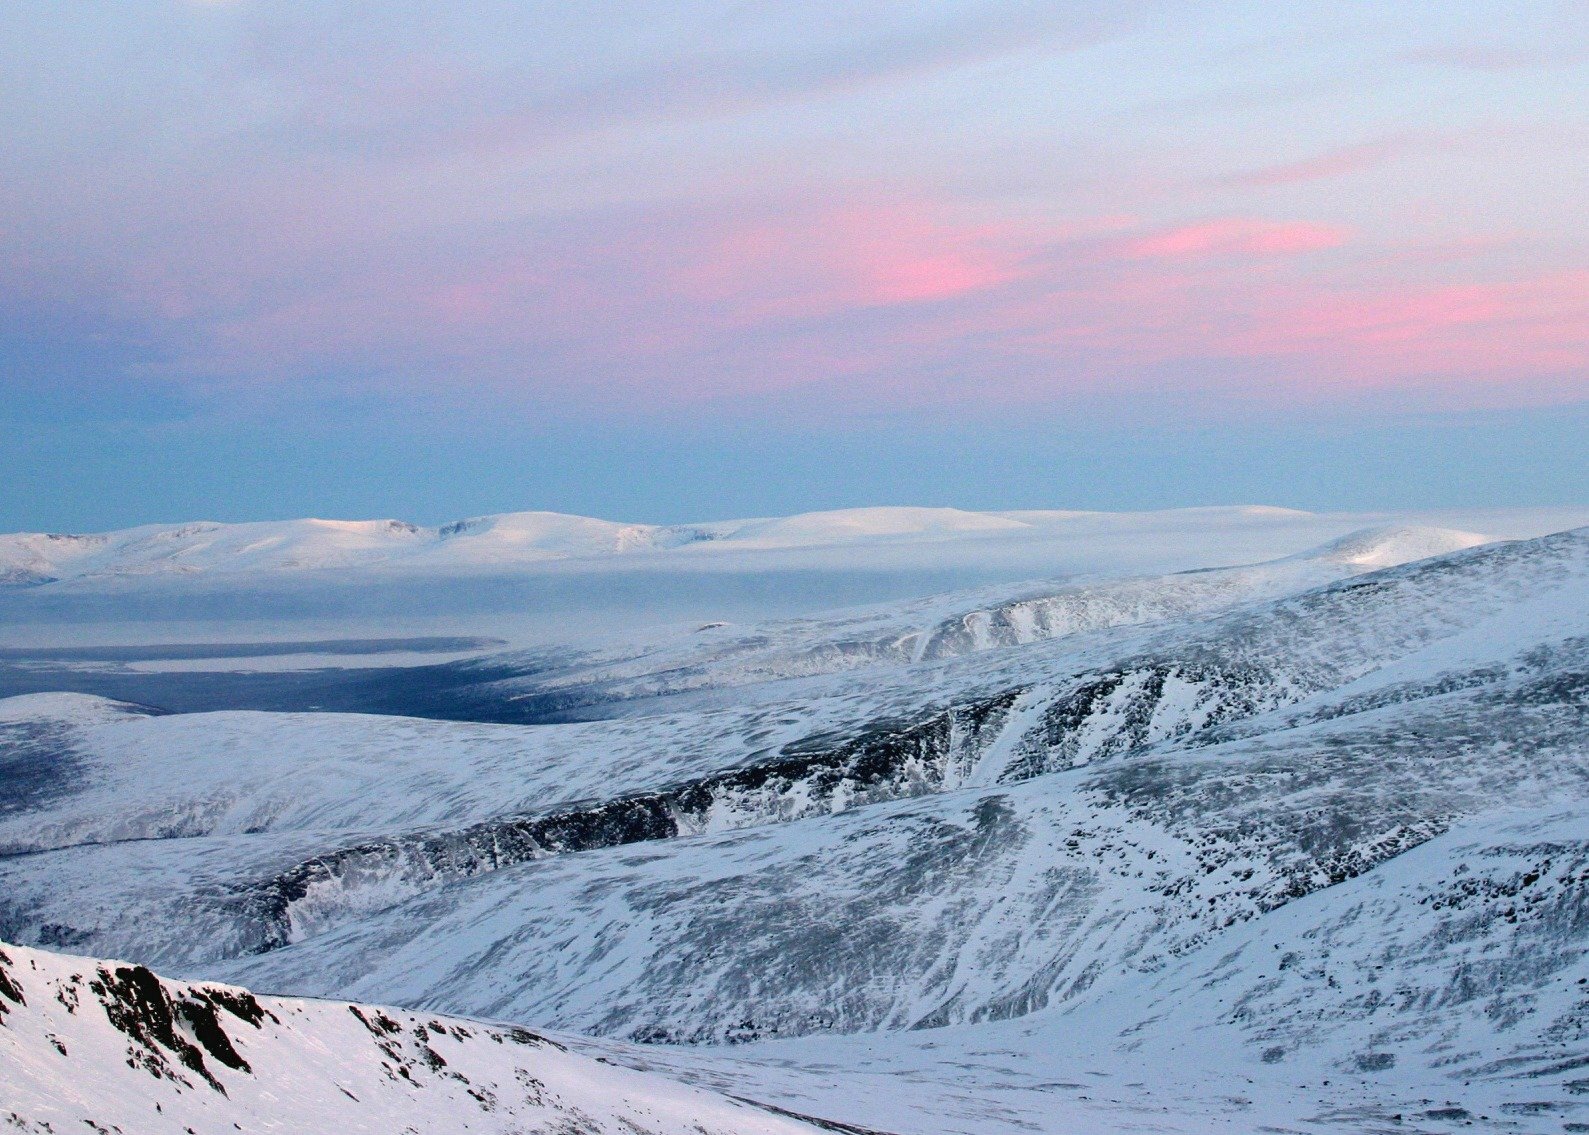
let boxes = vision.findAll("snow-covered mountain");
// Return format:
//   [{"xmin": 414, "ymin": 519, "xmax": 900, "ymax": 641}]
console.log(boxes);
[
  {"xmin": 0, "ymin": 511, "xmax": 732, "ymax": 585},
  {"xmin": 6, "ymin": 526, "xmax": 1583, "ymax": 1010},
  {"xmin": 0, "ymin": 506, "xmax": 1236, "ymax": 585},
  {"xmin": 396, "ymin": 523, "xmax": 1496, "ymax": 722},
  {"xmin": 3, "ymin": 511, "xmax": 1589, "ymax": 1132},
  {"xmin": 0, "ymin": 522, "xmax": 1499, "ymax": 719},
  {"xmin": 2, "ymin": 503, "xmax": 1572, "ymax": 589},
  {"xmin": 7, "ymin": 503, "xmax": 1585, "ymax": 659},
  {"xmin": 0, "ymin": 940, "xmax": 835, "ymax": 1135}
]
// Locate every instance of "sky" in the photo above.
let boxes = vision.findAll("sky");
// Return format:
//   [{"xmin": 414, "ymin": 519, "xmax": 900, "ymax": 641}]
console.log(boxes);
[{"xmin": 2, "ymin": 1, "xmax": 1586, "ymax": 531}]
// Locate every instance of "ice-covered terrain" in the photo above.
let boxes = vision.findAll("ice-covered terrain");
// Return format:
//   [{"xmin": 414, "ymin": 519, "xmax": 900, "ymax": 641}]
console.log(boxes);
[{"xmin": 3, "ymin": 506, "xmax": 1588, "ymax": 1133}]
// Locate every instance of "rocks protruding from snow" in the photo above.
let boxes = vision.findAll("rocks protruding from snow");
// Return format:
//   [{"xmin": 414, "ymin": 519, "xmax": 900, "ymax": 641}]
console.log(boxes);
[
  {"xmin": 231, "ymin": 690, "xmax": 1023, "ymax": 953},
  {"xmin": 0, "ymin": 940, "xmax": 834, "ymax": 1135}
]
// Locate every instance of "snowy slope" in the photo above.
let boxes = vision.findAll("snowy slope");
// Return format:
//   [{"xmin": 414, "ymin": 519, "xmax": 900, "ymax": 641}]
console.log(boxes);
[
  {"xmin": 202, "ymin": 633, "xmax": 1587, "ymax": 1042},
  {"xmin": 590, "ymin": 808, "xmax": 1589, "ymax": 1135},
  {"xmin": 9, "ymin": 504, "xmax": 1586, "ymax": 658},
  {"xmin": 0, "ymin": 940, "xmax": 835, "ymax": 1135}
]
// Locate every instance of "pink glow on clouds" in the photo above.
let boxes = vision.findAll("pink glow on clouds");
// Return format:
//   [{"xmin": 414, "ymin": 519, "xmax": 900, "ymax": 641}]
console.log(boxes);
[
  {"xmin": 83, "ymin": 185, "xmax": 1585, "ymax": 416},
  {"xmin": 6, "ymin": 1, "xmax": 1587, "ymax": 443},
  {"xmin": 1008, "ymin": 261, "xmax": 1588, "ymax": 399},
  {"xmin": 672, "ymin": 204, "xmax": 1022, "ymax": 319},
  {"xmin": 1120, "ymin": 218, "xmax": 1350, "ymax": 260},
  {"xmin": 1232, "ymin": 271, "xmax": 1589, "ymax": 378},
  {"xmin": 1232, "ymin": 139, "xmax": 1409, "ymax": 187}
]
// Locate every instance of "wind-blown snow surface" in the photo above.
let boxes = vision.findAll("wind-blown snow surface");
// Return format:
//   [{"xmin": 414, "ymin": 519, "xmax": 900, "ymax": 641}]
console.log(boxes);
[
  {"xmin": 0, "ymin": 941, "xmax": 835, "ymax": 1135},
  {"xmin": 4, "ymin": 516, "xmax": 1589, "ymax": 1132}
]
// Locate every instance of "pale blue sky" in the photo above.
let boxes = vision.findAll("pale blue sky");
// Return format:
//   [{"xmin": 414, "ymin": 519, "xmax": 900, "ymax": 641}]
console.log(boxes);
[{"xmin": 2, "ymin": 2, "xmax": 1584, "ymax": 529}]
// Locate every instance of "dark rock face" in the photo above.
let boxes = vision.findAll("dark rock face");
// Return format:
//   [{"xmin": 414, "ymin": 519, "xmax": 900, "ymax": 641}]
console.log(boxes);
[
  {"xmin": 87, "ymin": 962, "xmax": 271, "ymax": 1091},
  {"xmin": 997, "ymin": 659, "xmax": 1290, "ymax": 780},
  {"xmin": 0, "ymin": 946, "xmax": 26, "ymax": 1021}
]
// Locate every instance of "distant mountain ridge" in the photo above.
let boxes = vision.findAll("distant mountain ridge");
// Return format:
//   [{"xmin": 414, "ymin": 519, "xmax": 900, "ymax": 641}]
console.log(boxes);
[{"xmin": 0, "ymin": 504, "xmax": 1479, "ymax": 586}]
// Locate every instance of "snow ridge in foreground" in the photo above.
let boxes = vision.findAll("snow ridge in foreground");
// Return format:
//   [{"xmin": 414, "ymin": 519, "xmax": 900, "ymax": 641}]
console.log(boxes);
[{"xmin": 0, "ymin": 940, "xmax": 837, "ymax": 1135}]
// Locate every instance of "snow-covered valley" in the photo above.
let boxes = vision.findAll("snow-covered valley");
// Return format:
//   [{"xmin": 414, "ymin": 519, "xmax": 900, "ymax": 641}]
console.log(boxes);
[{"xmin": 3, "ymin": 504, "xmax": 1588, "ymax": 1133}]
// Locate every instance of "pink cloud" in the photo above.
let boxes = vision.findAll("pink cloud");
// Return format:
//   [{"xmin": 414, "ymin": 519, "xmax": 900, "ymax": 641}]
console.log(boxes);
[
  {"xmin": 975, "ymin": 232, "xmax": 1587, "ymax": 416},
  {"xmin": 73, "ymin": 175, "xmax": 1583, "ymax": 420},
  {"xmin": 672, "ymin": 203, "xmax": 1023, "ymax": 320},
  {"xmin": 176, "ymin": 199, "xmax": 1032, "ymax": 404},
  {"xmin": 1232, "ymin": 139, "xmax": 1408, "ymax": 187},
  {"xmin": 1120, "ymin": 218, "xmax": 1349, "ymax": 260},
  {"xmin": 1227, "ymin": 271, "xmax": 1589, "ymax": 379}
]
